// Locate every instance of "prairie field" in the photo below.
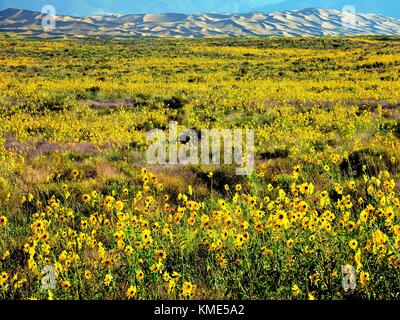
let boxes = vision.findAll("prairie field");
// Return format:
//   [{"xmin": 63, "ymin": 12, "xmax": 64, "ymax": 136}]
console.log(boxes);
[{"xmin": 0, "ymin": 36, "xmax": 400, "ymax": 300}]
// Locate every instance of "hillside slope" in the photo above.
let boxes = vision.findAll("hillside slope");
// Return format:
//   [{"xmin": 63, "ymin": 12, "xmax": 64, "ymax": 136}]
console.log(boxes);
[{"xmin": 1, "ymin": 7, "xmax": 400, "ymax": 38}]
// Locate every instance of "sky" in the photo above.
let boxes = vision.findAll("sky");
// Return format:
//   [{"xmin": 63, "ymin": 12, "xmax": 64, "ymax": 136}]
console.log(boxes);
[{"xmin": 0, "ymin": 0, "xmax": 398, "ymax": 17}]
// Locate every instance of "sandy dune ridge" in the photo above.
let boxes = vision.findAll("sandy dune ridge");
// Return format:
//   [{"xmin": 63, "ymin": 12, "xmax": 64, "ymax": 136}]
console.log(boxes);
[{"xmin": 1, "ymin": 7, "xmax": 400, "ymax": 37}]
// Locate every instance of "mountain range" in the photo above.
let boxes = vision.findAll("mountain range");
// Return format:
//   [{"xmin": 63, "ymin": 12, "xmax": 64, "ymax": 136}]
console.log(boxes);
[
  {"xmin": 253, "ymin": 1, "xmax": 400, "ymax": 19},
  {"xmin": 0, "ymin": 1, "xmax": 399, "ymax": 18},
  {"xmin": 1, "ymin": 7, "xmax": 400, "ymax": 38}
]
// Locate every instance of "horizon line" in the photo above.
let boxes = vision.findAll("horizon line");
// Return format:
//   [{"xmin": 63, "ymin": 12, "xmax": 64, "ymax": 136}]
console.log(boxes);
[{"xmin": 0, "ymin": 6, "xmax": 391, "ymax": 19}]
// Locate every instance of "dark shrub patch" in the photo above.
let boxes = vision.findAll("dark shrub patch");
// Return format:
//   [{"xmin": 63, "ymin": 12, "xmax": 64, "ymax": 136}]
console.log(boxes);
[
  {"xmin": 260, "ymin": 149, "xmax": 289, "ymax": 160},
  {"xmin": 195, "ymin": 165, "xmax": 246, "ymax": 194},
  {"xmin": 163, "ymin": 95, "xmax": 186, "ymax": 110},
  {"xmin": 340, "ymin": 148, "xmax": 395, "ymax": 177}
]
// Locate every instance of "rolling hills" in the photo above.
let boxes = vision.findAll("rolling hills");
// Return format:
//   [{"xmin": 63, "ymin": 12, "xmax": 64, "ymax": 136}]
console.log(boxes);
[{"xmin": 1, "ymin": 7, "xmax": 400, "ymax": 38}]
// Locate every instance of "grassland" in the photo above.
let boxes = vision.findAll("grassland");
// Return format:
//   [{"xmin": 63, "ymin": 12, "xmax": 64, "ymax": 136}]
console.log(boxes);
[{"xmin": 0, "ymin": 36, "xmax": 400, "ymax": 300}]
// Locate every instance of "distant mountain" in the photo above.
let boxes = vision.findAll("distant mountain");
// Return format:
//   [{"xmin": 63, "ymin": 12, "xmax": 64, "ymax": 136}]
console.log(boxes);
[
  {"xmin": 0, "ymin": 1, "xmax": 280, "ymax": 16},
  {"xmin": 0, "ymin": 1, "xmax": 398, "ymax": 18},
  {"xmin": 251, "ymin": 0, "xmax": 400, "ymax": 19},
  {"xmin": 1, "ymin": 7, "xmax": 400, "ymax": 38}
]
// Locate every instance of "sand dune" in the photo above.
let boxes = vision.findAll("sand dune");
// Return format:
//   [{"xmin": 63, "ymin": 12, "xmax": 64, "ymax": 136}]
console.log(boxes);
[{"xmin": 0, "ymin": 7, "xmax": 399, "ymax": 38}]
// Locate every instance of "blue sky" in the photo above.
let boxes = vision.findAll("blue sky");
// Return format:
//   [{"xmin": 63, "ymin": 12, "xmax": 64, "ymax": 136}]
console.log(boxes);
[{"xmin": 0, "ymin": 0, "xmax": 398, "ymax": 17}]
